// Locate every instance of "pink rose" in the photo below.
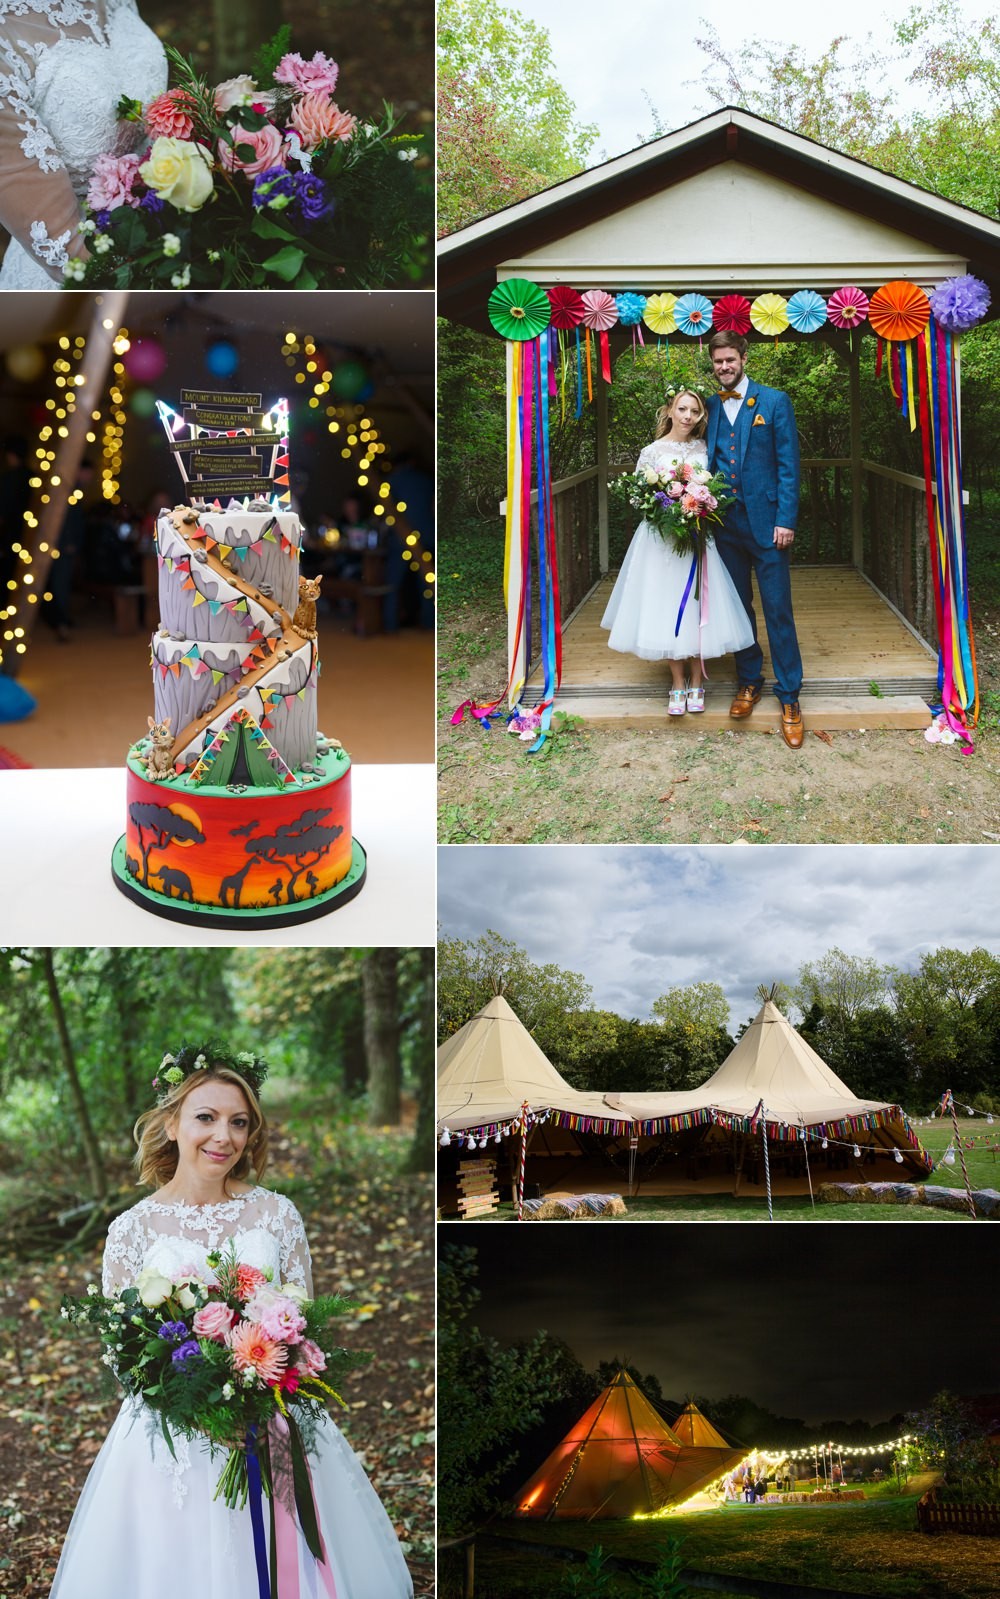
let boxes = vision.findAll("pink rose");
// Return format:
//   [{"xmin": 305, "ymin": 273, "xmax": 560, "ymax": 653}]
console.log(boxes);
[
  {"xmin": 145, "ymin": 88, "xmax": 197, "ymax": 142},
  {"xmin": 192, "ymin": 1302, "xmax": 237, "ymax": 1342},
  {"xmin": 274, "ymin": 51, "xmax": 339, "ymax": 96},
  {"xmin": 289, "ymin": 94, "xmax": 357, "ymax": 150},
  {"xmin": 296, "ymin": 1338, "xmax": 327, "ymax": 1376},
  {"xmin": 87, "ymin": 152, "xmax": 142, "ymax": 212},
  {"xmin": 257, "ymin": 1296, "xmax": 307, "ymax": 1345},
  {"xmin": 219, "ymin": 122, "xmax": 287, "ymax": 177},
  {"xmin": 705, "ymin": 494, "xmax": 718, "ymax": 511},
  {"xmin": 666, "ymin": 481, "xmax": 684, "ymax": 499}
]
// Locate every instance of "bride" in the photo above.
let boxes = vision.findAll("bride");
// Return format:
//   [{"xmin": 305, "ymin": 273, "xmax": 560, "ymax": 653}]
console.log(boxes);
[
  {"xmin": 50, "ymin": 1046, "xmax": 414, "ymax": 1599},
  {"xmin": 0, "ymin": 0, "xmax": 166, "ymax": 288},
  {"xmin": 601, "ymin": 385, "xmax": 754, "ymax": 715}
]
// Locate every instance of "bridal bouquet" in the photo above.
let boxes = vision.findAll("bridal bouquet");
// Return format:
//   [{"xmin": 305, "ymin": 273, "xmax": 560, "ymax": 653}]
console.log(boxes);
[
  {"xmin": 62, "ymin": 1243, "xmax": 370, "ymax": 1540},
  {"xmin": 68, "ymin": 30, "xmax": 428, "ymax": 290},
  {"xmin": 611, "ymin": 461, "xmax": 734, "ymax": 556}
]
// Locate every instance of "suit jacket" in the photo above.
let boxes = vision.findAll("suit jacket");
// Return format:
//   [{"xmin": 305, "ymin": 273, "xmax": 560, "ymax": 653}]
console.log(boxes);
[{"xmin": 706, "ymin": 380, "xmax": 800, "ymax": 547}]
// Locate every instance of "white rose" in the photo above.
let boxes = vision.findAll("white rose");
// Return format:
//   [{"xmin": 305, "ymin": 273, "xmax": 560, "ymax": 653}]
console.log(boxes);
[
  {"xmin": 643, "ymin": 467, "xmax": 658, "ymax": 484},
  {"xmin": 694, "ymin": 469, "xmax": 712, "ymax": 484},
  {"xmin": 136, "ymin": 1267, "xmax": 173, "ymax": 1308},
  {"xmin": 140, "ymin": 138, "xmax": 214, "ymax": 213},
  {"xmin": 175, "ymin": 1283, "xmax": 198, "ymax": 1311},
  {"xmin": 214, "ymin": 74, "xmax": 264, "ymax": 114},
  {"xmin": 279, "ymin": 1281, "xmax": 309, "ymax": 1305}
]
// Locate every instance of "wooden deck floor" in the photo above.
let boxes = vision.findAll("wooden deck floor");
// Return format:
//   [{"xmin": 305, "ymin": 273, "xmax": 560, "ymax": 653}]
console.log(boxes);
[{"xmin": 525, "ymin": 566, "xmax": 938, "ymax": 731}]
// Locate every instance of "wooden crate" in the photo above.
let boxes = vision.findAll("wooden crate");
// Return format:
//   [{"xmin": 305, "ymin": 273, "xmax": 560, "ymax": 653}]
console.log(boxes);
[{"xmin": 458, "ymin": 1158, "xmax": 498, "ymax": 1219}]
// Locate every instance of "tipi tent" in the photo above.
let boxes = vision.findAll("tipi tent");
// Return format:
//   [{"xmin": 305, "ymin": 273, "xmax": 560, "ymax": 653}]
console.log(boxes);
[{"xmin": 515, "ymin": 1371, "xmax": 744, "ymax": 1520}]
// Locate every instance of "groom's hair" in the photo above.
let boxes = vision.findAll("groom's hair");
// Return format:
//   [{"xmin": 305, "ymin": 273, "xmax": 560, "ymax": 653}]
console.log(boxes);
[{"xmin": 707, "ymin": 331, "xmax": 749, "ymax": 357}]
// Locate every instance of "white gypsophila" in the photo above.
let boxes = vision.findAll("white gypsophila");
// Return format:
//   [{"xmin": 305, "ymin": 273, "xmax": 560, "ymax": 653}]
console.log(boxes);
[
  {"xmin": 161, "ymin": 234, "xmax": 180, "ymax": 257},
  {"xmin": 87, "ymin": 1283, "xmax": 98, "ymax": 1296},
  {"xmin": 194, "ymin": 1055, "xmax": 207, "ymax": 1069},
  {"xmin": 222, "ymin": 1382, "xmax": 234, "ymax": 1399},
  {"xmin": 93, "ymin": 235, "xmax": 111, "ymax": 253},
  {"xmin": 170, "ymin": 266, "xmax": 190, "ymax": 288}
]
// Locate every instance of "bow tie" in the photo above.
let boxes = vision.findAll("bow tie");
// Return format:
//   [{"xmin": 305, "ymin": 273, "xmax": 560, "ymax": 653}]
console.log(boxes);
[{"xmin": 719, "ymin": 389, "xmax": 744, "ymax": 401}]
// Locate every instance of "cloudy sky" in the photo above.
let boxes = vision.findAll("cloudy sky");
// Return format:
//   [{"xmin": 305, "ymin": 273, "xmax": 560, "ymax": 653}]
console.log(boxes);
[
  {"xmin": 516, "ymin": 0, "xmax": 970, "ymax": 160},
  {"xmin": 438, "ymin": 845, "xmax": 1000, "ymax": 1027}
]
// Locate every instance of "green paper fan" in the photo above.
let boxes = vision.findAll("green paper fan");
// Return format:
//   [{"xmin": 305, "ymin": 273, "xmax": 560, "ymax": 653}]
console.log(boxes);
[{"xmin": 488, "ymin": 278, "xmax": 551, "ymax": 341}]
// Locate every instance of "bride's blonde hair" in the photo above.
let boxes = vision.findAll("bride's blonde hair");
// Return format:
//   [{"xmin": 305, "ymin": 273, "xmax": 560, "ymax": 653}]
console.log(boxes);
[
  {"xmin": 133, "ymin": 1067, "xmax": 269, "ymax": 1190},
  {"xmin": 655, "ymin": 388, "xmax": 707, "ymax": 441}
]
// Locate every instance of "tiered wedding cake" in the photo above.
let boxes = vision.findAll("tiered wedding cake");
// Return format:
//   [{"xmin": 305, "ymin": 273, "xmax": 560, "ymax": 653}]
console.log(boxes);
[{"xmin": 111, "ymin": 390, "xmax": 365, "ymax": 925}]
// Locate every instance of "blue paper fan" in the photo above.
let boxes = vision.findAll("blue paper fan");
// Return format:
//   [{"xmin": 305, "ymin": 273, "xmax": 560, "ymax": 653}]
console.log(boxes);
[
  {"xmin": 786, "ymin": 290, "xmax": 828, "ymax": 334},
  {"xmin": 673, "ymin": 293, "xmax": 713, "ymax": 338}
]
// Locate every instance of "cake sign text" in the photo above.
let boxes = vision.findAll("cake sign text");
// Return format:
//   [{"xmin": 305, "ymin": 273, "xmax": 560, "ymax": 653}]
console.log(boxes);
[{"xmin": 156, "ymin": 391, "xmax": 291, "ymax": 507}]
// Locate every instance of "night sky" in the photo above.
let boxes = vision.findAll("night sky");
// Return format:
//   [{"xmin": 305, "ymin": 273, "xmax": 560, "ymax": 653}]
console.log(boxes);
[{"xmin": 447, "ymin": 1228, "xmax": 999, "ymax": 1423}]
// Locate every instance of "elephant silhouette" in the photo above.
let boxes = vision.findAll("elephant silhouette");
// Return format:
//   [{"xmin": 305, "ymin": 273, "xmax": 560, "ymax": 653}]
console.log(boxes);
[{"xmin": 155, "ymin": 864, "xmax": 194, "ymax": 901}]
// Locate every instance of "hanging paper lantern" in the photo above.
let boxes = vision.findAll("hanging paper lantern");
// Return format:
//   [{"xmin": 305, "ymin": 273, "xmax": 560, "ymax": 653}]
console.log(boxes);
[
  {"xmin": 643, "ymin": 292, "xmax": 677, "ymax": 335},
  {"xmin": 712, "ymin": 294, "xmax": 752, "ymax": 335},
  {"xmin": 124, "ymin": 337, "xmax": 167, "ymax": 383},
  {"xmin": 5, "ymin": 344, "xmax": 45, "ymax": 383},
  {"xmin": 488, "ymin": 277, "xmax": 551, "ymax": 340},
  {"xmin": 786, "ymin": 290, "xmax": 828, "ymax": 334},
  {"xmin": 130, "ymin": 387, "xmax": 158, "ymax": 418},
  {"xmin": 928, "ymin": 274, "xmax": 991, "ymax": 332},
  {"xmin": 205, "ymin": 337, "xmax": 239, "ymax": 379},
  {"xmin": 673, "ymin": 293, "xmax": 714, "ymax": 337},
  {"xmin": 868, "ymin": 280, "xmax": 930, "ymax": 342},
  {"xmin": 546, "ymin": 285, "xmax": 584, "ymax": 329},
  {"xmin": 615, "ymin": 291, "xmax": 647, "ymax": 327},
  {"xmin": 439, "ymin": 1128, "xmax": 451, "ymax": 1146},
  {"xmin": 579, "ymin": 289, "xmax": 618, "ymax": 330},
  {"xmin": 827, "ymin": 286, "xmax": 869, "ymax": 330},
  {"xmin": 750, "ymin": 293, "xmax": 789, "ymax": 337}
]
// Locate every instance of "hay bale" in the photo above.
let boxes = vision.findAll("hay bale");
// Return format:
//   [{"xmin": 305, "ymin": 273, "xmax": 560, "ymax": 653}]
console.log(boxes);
[
  {"xmin": 817, "ymin": 1183, "xmax": 856, "ymax": 1203},
  {"xmin": 522, "ymin": 1193, "xmax": 627, "ymax": 1220},
  {"xmin": 973, "ymin": 1188, "xmax": 1000, "ymax": 1218},
  {"xmin": 925, "ymin": 1186, "xmax": 974, "ymax": 1213}
]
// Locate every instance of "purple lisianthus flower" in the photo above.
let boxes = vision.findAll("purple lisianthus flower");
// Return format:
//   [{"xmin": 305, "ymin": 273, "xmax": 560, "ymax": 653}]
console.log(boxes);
[
  {"xmin": 140, "ymin": 190, "xmax": 165, "ymax": 214},
  {"xmin": 94, "ymin": 210, "xmax": 111, "ymax": 230},
  {"xmin": 293, "ymin": 171, "xmax": 334, "ymax": 223},
  {"xmin": 252, "ymin": 167, "xmax": 296, "ymax": 212},
  {"xmin": 157, "ymin": 1320, "xmax": 189, "ymax": 1343},
  {"xmin": 653, "ymin": 491, "xmax": 672, "ymax": 508},
  {"xmin": 171, "ymin": 1338, "xmax": 202, "ymax": 1365}
]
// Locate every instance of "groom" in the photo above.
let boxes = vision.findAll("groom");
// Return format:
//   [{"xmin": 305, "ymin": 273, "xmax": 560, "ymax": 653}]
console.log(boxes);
[{"xmin": 705, "ymin": 332, "xmax": 805, "ymax": 749}]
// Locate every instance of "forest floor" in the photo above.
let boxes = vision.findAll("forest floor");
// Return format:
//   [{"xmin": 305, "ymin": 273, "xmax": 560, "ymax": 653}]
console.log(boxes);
[
  {"xmin": 438, "ymin": 519, "xmax": 1000, "ymax": 846},
  {"xmin": 0, "ymin": 1116, "xmax": 435, "ymax": 1598}
]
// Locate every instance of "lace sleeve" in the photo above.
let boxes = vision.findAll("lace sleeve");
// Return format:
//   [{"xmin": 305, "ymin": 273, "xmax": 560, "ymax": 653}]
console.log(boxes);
[
  {"xmin": 271, "ymin": 1193, "xmax": 314, "ymax": 1296},
  {"xmin": 102, "ymin": 1205, "xmax": 149, "ymax": 1295},
  {"xmin": 0, "ymin": 29, "xmax": 86, "ymax": 279},
  {"xmin": 635, "ymin": 443, "xmax": 657, "ymax": 473}
]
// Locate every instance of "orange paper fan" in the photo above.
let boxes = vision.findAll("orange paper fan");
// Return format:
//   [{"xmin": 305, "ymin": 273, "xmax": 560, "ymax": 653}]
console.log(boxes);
[{"xmin": 868, "ymin": 280, "xmax": 931, "ymax": 342}]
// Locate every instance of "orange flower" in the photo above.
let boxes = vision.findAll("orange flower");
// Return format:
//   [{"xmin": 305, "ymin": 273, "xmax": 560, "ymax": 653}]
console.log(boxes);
[
  {"xmin": 235, "ymin": 1264, "xmax": 268, "ymax": 1300},
  {"xmin": 289, "ymin": 94, "xmax": 357, "ymax": 150},
  {"xmin": 145, "ymin": 89, "xmax": 198, "ymax": 142},
  {"xmin": 228, "ymin": 1320, "xmax": 288, "ymax": 1384}
]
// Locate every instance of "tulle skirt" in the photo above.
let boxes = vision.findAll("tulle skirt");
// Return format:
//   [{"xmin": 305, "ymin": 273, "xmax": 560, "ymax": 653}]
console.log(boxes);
[
  {"xmin": 601, "ymin": 521, "xmax": 755, "ymax": 662},
  {"xmin": 48, "ymin": 1399, "xmax": 413, "ymax": 1598}
]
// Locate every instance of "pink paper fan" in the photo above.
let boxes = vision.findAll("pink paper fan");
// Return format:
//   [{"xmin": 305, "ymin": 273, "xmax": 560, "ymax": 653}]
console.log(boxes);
[
  {"xmin": 713, "ymin": 294, "xmax": 752, "ymax": 335},
  {"xmin": 579, "ymin": 290, "xmax": 619, "ymax": 331},
  {"xmin": 547, "ymin": 285, "xmax": 585, "ymax": 330},
  {"xmin": 827, "ymin": 286, "xmax": 869, "ymax": 330}
]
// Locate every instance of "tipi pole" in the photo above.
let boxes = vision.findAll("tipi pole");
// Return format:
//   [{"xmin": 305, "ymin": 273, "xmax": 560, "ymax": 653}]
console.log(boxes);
[
  {"xmin": 516, "ymin": 1101, "xmax": 529, "ymax": 1221},
  {"xmin": 801, "ymin": 1127, "xmax": 816, "ymax": 1211},
  {"xmin": 943, "ymin": 1089, "xmax": 977, "ymax": 1220},
  {"xmin": 755, "ymin": 1099, "xmax": 774, "ymax": 1222}
]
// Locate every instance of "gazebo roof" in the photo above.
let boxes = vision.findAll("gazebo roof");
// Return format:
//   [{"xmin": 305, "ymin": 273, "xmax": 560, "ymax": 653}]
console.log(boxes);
[{"xmin": 439, "ymin": 106, "xmax": 1000, "ymax": 335}]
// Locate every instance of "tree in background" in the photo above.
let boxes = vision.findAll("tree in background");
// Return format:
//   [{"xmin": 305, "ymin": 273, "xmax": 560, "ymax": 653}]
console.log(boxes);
[
  {"xmin": 363, "ymin": 948, "xmax": 401, "ymax": 1125},
  {"xmin": 438, "ymin": 928, "xmax": 592, "ymax": 1041}
]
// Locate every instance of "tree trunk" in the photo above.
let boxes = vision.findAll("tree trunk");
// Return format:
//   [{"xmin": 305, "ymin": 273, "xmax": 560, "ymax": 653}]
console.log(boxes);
[
  {"xmin": 407, "ymin": 947, "xmax": 435, "ymax": 1172},
  {"xmin": 363, "ymin": 949, "xmax": 401, "ymax": 1125},
  {"xmin": 42, "ymin": 949, "xmax": 107, "ymax": 1200}
]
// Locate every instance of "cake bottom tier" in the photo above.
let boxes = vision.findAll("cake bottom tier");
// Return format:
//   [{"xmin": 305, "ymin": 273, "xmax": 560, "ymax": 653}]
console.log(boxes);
[{"xmin": 112, "ymin": 749, "xmax": 365, "ymax": 926}]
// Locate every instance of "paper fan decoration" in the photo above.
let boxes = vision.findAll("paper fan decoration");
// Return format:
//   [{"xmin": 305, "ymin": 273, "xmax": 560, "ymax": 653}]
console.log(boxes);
[
  {"xmin": 488, "ymin": 278, "xmax": 551, "ymax": 340},
  {"xmin": 868, "ymin": 280, "xmax": 930, "ymax": 342},
  {"xmin": 712, "ymin": 294, "xmax": 752, "ymax": 334},
  {"xmin": 615, "ymin": 292, "xmax": 647, "ymax": 326},
  {"xmin": 643, "ymin": 293, "xmax": 677, "ymax": 335},
  {"xmin": 673, "ymin": 293, "xmax": 713, "ymax": 337},
  {"xmin": 827, "ymin": 286, "xmax": 869, "ymax": 330},
  {"xmin": 547, "ymin": 285, "xmax": 585, "ymax": 329},
  {"xmin": 579, "ymin": 289, "xmax": 619, "ymax": 330},
  {"xmin": 928, "ymin": 274, "xmax": 991, "ymax": 332},
  {"xmin": 786, "ymin": 290, "xmax": 827, "ymax": 334},
  {"xmin": 750, "ymin": 293, "xmax": 789, "ymax": 336}
]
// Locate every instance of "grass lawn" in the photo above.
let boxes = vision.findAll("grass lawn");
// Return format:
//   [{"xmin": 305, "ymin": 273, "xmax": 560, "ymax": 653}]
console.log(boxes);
[{"xmin": 439, "ymin": 1479, "xmax": 1000, "ymax": 1598}]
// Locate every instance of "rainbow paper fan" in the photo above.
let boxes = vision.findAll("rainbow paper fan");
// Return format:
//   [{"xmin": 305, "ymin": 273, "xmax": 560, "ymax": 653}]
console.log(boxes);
[
  {"xmin": 827, "ymin": 286, "xmax": 869, "ymax": 330},
  {"xmin": 868, "ymin": 280, "xmax": 930, "ymax": 342},
  {"xmin": 786, "ymin": 290, "xmax": 827, "ymax": 334},
  {"xmin": 615, "ymin": 292, "xmax": 647, "ymax": 326},
  {"xmin": 547, "ymin": 285, "xmax": 585, "ymax": 330},
  {"xmin": 488, "ymin": 278, "xmax": 551, "ymax": 341},
  {"xmin": 712, "ymin": 294, "xmax": 752, "ymax": 334},
  {"xmin": 643, "ymin": 293, "xmax": 677, "ymax": 335},
  {"xmin": 750, "ymin": 293, "xmax": 789, "ymax": 337},
  {"xmin": 673, "ymin": 293, "xmax": 713, "ymax": 337},
  {"xmin": 579, "ymin": 290, "xmax": 619, "ymax": 331}
]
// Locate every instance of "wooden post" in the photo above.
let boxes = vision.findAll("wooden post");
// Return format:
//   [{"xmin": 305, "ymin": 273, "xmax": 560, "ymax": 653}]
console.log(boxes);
[
  {"xmin": 464, "ymin": 1538, "xmax": 475, "ymax": 1599},
  {"xmin": 596, "ymin": 372, "xmax": 609, "ymax": 574},
  {"xmin": 849, "ymin": 348, "xmax": 863, "ymax": 569},
  {"xmin": 505, "ymin": 340, "xmax": 527, "ymax": 703}
]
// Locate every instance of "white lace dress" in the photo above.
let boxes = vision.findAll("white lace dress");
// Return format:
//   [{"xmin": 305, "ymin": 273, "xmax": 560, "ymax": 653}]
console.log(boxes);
[
  {"xmin": 49, "ymin": 1188, "xmax": 414, "ymax": 1599},
  {"xmin": 0, "ymin": 0, "xmax": 166, "ymax": 287},
  {"xmin": 601, "ymin": 437, "xmax": 755, "ymax": 662}
]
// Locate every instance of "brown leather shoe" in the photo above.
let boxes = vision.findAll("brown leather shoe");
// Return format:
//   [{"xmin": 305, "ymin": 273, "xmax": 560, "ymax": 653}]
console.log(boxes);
[
  {"xmin": 730, "ymin": 684, "xmax": 762, "ymax": 719},
  {"xmin": 780, "ymin": 700, "xmax": 804, "ymax": 749}
]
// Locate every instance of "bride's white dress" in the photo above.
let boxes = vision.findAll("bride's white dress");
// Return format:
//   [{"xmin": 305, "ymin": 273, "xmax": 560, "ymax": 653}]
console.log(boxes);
[
  {"xmin": 49, "ymin": 1188, "xmax": 414, "ymax": 1599},
  {"xmin": 0, "ymin": 0, "xmax": 166, "ymax": 288},
  {"xmin": 601, "ymin": 437, "xmax": 755, "ymax": 662}
]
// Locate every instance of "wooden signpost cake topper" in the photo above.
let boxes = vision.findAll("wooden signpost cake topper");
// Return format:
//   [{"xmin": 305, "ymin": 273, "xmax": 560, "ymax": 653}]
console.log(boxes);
[{"xmin": 155, "ymin": 390, "xmax": 291, "ymax": 505}]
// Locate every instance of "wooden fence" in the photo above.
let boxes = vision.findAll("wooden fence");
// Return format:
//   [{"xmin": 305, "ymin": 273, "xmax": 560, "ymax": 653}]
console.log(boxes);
[{"xmin": 917, "ymin": 1488, "xmax": 1000, "ymax": 1536}]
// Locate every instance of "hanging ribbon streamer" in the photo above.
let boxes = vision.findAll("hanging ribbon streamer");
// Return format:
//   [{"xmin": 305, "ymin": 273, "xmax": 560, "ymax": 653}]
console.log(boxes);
[
  {"xmin": 527, "ymin": 329, "xmax": 563, "ymax": 752},
  {"xmin": 247, "ymin": 1431, "xmax": 271, "ymax": 1599}
]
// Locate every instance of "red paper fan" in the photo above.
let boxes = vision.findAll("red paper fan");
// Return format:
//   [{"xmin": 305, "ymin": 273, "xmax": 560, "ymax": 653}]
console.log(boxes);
[
  {"xmin": 547, "ymin": 286, "xmax": 585, "ymax": 330},
  {"xmin": 868, "ymin": 280, "xmax": 931, "ymax": 342},
  {"xmin": 579, "ymin": 289, "xmax": 619, "ymax": 331},
  {"xmin": 713, "ymin": 294, "xmax": 752, "ymax": 335}
]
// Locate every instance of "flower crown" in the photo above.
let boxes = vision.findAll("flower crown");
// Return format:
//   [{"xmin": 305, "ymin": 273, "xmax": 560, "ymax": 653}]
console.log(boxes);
[
  {"xmin": 152, "ymin": 1042, "xmax": 269, "ymax": 1103},
  {"xmin": 663, "ymin": 383, "xmax": 711, "ymax": 403}
]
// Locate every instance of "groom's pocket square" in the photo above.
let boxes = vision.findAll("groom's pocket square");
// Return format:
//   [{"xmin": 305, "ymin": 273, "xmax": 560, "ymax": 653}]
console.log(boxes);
[{"xmin": 752, "ymin": 414, "xmax": 767, "ymax": 426}]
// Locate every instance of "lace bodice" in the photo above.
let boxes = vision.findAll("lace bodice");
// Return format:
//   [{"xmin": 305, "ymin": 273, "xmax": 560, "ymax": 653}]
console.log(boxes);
[
  {"xmin": 102, "ymin": 1188, "xmax": 314, "ymax": 1298},
  {"xmin": 0, "ymin": 0, "xmax": 166, "ymax": 285},
  {"xmin": 636, "ymin": 437, "xmax": 709, "ymax": 473}
]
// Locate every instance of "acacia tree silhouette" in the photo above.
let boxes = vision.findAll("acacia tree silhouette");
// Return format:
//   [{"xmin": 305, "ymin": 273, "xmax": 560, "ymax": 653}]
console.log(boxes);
[
  {"xmin": 129, "ymin": 802, "xmax": 205, "ymax": 886},
  {"xmin": 243, "ymin": 808, "xmax": 343, "ymax": 903}
]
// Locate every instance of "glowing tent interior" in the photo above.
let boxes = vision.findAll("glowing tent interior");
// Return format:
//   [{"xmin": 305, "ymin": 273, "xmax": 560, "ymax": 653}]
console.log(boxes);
[{"xmin": 515, "ymin": 1370, "xmax": 745, "ymax": 1520}]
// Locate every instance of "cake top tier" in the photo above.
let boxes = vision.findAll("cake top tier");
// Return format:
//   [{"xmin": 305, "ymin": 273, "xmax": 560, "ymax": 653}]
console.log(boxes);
[{"xmin": 156, "ymin": 389, "xmax": 290, "ymax": 507}]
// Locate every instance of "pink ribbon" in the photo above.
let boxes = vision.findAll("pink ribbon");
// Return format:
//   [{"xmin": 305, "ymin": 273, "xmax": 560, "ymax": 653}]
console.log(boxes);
[{"xmin": 269, "ymin": 1416, "xmax": 338, "ymax": 1599}]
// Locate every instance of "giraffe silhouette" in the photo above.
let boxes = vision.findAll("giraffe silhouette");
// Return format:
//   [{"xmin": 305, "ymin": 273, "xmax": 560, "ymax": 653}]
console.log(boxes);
[{"xmin": 218, "ymin": 857, "xmax": 254, "ymax": 908}]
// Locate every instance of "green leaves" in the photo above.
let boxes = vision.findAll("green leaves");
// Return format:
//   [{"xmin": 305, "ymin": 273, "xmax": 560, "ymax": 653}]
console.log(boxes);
[{"xmin": 260, "ymin": 244, "xmax": 307, "ymax": 282}]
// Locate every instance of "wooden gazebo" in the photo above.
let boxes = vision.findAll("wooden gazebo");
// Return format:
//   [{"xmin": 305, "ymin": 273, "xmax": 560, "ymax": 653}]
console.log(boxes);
[{"xmin": 439, "ymin": 108, "xmax": 1000, "ymax": 732}]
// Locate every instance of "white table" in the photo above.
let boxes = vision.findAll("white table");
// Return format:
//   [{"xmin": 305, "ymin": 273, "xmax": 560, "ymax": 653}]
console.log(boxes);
[{"xmin": 0, "ymin": 765, "xmax": 435, "ymax": 946}]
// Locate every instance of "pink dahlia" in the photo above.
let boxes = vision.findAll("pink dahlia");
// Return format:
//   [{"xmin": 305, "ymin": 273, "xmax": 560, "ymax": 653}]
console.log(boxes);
[
  {"xmin": 192, "ymin": 1302, "xmax": 236, "ymax": 1342},
  {"xmin": 274, "ymin": 51, "xmax": 339, "ymax": 96},
  {"xmin": 289, "ymin": 94, "xmax": 356, "ymax": 150},
  {"xmin": 219, "ymin": 122, "xmax": 286, "ymax": 177},
  {"xmin": 145, "ymin": 88, "xmax": 198, "ymax": 141},
  {"xmin": 87, "ymin": 152, "xmax": 142, "ymax": 212},
  {"xmin": 296, "ymin": 1338, "xmax": 327, "ymax": 1377},
  {"xmin": 228, "ymin": 1320, "xmax": 288, "ymax": 1383},
  {"xmin": 234, "ymin": 1263, "xmax": 268, "ymax": 1300}
]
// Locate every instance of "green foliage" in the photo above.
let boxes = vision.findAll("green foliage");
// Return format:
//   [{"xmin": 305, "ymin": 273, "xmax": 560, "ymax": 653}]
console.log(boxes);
[
  {"xmin": 437, "ymin": 928, "xmax": 592, "ymax": 1043},
  {"xmin": 250, "ymin": 26, "xmax": 293, "ymax": 85},
  {"xmin": 634, "ymin": 1539, "xmax": 690, "ymax": 1599},
  {"xmin": 560, "ymin": 1546, "xmax": 622, "ymax": 1599},
  {"xmin": 908, "ymin": 1390, "xmax": 998, "ymax": 1487}
]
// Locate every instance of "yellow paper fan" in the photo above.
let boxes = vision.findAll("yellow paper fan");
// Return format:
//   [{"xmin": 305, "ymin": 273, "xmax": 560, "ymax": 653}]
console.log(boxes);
[
  {"xmin": 750, "ymin": 293, "xmax": 789, "ymax": 337},
  {"xmin": 643, "ymin": 293, "xmax": 677, "ymax": 336}
]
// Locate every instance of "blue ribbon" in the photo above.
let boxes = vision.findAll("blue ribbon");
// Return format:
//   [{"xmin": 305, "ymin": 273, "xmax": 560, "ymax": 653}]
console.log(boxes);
[
  {"xmin": 529, "ymin": 334, "xmax": 557, "ymax": 753},
  {"xmin": 247, "ymin": 1430, "xmax": 271, "ymax": 1599},
  {"xmin": 674, "ymin": 551, "xmax": 699, "ymax": 637},
  {"xmin": 574, "ymin": 327, "xmax": 583, "ymax": 419}
]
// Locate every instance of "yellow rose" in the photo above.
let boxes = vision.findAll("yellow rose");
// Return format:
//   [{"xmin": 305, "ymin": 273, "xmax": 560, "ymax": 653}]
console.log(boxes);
[{"xmin": 140, "ymin": 138, "xmax": 214, "ymax": 212}]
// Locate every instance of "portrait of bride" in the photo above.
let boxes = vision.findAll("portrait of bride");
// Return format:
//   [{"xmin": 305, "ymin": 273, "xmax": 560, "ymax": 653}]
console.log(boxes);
[{"xmin": 0, "ymin": 0, "xmax": 432, "ymax": 290}]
